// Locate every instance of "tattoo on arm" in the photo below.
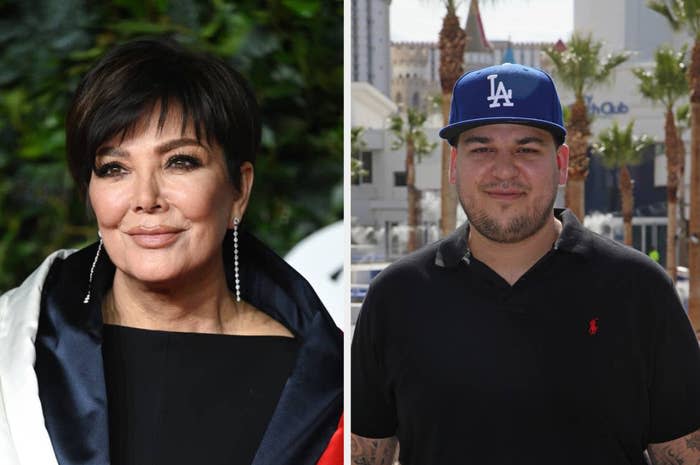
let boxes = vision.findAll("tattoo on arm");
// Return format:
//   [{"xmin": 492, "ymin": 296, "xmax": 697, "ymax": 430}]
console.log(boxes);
[
  {"xmin": 687, "ymin": 434, "xmax": 700, "ymax": 452},
  {"xmin": 647, "ymin": 429, "xmax": 700, "ymax": 465},
  {"xmin": 351, "ymin": 434, "xmax": 399, "ymax": 465}
]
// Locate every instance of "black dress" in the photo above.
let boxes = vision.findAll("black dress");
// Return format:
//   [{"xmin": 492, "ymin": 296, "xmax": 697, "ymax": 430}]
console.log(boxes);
[{"xmin": 102, "ymin": 324, "xmax": 299, "ymax": 465}]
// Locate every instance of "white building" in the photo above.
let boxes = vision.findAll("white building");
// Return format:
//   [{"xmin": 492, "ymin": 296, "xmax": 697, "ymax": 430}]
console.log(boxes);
[
  {"xmin": 571, "ymin": 0, "xmax": 692, "ymax": 247},
  {"xmin": 352, "ymin": 0, "xmax": 693, "ymax": 261},
  {"xmin": 390, "ymin": 0, "xmax": 550, "ymax": 113},
  {"xmin": 351, "ymin": 0, "xmax": 392, "ymax": 97}
]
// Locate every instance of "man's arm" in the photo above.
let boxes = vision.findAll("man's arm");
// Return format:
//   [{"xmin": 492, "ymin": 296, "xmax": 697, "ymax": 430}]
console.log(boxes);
[
  {"xmin": 351, "ymin": 433, "xmax": 398, "ymax": 465},
  {"xmin": 647, "ymin": 429, "xmax": 700, "ymax": 465}
]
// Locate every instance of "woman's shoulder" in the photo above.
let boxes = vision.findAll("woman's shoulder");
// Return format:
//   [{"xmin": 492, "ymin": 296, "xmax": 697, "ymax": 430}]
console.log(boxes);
[
  {"xmin": 0, "ymin": 249, "xmax": 76, "ymax": 309},
  {"xmin": 224, "ymin": 300, "xmax": 296, "ymax": 338}
]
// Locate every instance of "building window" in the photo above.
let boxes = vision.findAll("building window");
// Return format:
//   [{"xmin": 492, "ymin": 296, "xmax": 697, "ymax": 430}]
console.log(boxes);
[
  {"xmin": 394, "ymin": 171, "xmax": 407, "ymax": 186},
  {"xmin": 411, "ymin": 92, "xmax": 420, "ymax": 108},
  {"xmin": 352, "ymin": 151, "xmax": 373, "ymax": 185}
]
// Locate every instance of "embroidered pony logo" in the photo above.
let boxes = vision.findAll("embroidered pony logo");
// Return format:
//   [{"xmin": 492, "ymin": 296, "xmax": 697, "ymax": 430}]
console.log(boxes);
[
  {"xmin": 486, "ymin": 74, "xmax": 514, "ymax": 108},
  {"xmin": 588, "ymin": 317, "xmax": 599, "ymax": 336}
]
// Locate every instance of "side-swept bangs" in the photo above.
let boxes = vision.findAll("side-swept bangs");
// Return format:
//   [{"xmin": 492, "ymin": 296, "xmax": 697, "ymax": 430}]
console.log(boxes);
[{"xmin": 66, "ymin": 37, "xmax": 261, "ymax": 196}]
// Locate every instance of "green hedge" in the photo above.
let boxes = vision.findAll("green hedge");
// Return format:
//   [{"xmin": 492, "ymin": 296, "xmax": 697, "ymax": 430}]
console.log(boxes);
[{"xmin": 0, "ymin": 0, "xmax": 343, "ymax": 291}]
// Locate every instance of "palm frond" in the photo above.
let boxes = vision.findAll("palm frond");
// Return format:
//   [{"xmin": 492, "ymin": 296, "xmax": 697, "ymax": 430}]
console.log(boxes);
[
  {"xmin": 593, "ymin": 120, "xmax": 654, "ymax": 169},
  {"xmin": 388, "ymin": 108, "xmax": 437, "ymax": 157},
  {"xmin": 593, "ymin": 52, "xmax": 632, "ymax": 86},
  {"xmin": 648, "ymin": 0, "xmax": 700, "ymax": 36},
  {"xmin": 544, "ymin": 32, "xmax": 629, "ymax": 99},
  {"xmin": 633, "ymin": 44, "xmax": 688, "ymax": 108},
  {"xmin": 647, "ymin": 0, "xmax": 681, "ymax": 31},
  {"xmin": 676, "ymin": 102, "xmax": 691, "ymax": 133}
]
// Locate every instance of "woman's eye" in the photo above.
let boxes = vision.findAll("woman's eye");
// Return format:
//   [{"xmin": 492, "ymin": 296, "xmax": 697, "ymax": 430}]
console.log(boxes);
[
  {"xmin": 166, "ymin": 154, "xmax": 202, "ymax": 170},
  {"xmin": 94, "ymin": 162, "xmax": 127, "ymax": 178}
]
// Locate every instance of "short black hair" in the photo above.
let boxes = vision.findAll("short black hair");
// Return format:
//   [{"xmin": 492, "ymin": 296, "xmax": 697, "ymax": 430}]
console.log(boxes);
[{"xmin": 66, "ymin": 37, "xmax": 261, "ymax": 196}]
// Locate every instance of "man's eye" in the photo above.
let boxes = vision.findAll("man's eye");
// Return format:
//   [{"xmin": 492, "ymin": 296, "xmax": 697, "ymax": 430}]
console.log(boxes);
[
  {"xmin": 471, "ymin": 147, "xmax": 492, "ymax": 154},
  {"xmin": 166, "ymin": 154, "xmax": 202, "ymax": 170},
  {"xmin": 516, "ymin": 147, "xmax": 538, "ymax": 154},
  {"xmin": 94, "ymin": 162, "xmax": 127, "ymax": 178}
]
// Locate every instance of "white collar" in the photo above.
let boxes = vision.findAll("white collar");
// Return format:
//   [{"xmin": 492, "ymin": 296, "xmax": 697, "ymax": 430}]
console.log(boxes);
[{"xmin": 0, "ymin": 250, "xmax": 73, "ymax": 465}]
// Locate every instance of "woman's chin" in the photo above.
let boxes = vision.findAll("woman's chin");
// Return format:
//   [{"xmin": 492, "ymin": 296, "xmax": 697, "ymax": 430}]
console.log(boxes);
[{"xmin": 115, "ymin": 263, "xmax": 198, "ymax": 289}]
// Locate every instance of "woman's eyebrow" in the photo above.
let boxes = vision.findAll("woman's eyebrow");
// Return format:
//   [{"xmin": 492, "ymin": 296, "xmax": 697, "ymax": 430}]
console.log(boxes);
[
  {"xmin": 95, "ymin": 146, "xmax": 128, "ymax": 158},
  {"xmin": 155, "ymin": 138, "xmax": 208, "ymax": 154},
  {"xmin": 95, "ymin": 138, "xmax": 208, "ymax": 158}
]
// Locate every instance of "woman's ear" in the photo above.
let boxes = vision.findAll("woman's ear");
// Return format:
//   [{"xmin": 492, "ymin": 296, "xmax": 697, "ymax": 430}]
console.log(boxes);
[{"xmin": 230, "ymin": 161, "xmax": 254, "ymax": 226}]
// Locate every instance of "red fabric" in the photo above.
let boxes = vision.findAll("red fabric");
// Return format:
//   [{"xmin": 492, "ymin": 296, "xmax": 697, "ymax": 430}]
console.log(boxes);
[{"xmin": 316, "ymin": 413, "xmax": 343, "ymax": 465}]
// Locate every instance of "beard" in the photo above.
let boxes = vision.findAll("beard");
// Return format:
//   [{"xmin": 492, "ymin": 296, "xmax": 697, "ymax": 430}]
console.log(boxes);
[{"xmin": 458, "ymin": 181, "xmax": 558, "ymax": 244}]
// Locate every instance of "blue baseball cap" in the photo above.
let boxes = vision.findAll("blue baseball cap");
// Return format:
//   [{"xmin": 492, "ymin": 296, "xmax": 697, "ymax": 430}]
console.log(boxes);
[{"xmin": 439, "ymin": 63, "xmax": 566, "ymax": 146}]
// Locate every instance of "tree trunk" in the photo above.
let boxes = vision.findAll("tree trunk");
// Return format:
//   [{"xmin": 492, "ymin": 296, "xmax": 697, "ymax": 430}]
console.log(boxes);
[
  {"xmin": 438, "ymin": 2, "xmax": 465, "ymax": 237},
  {"xmin": 678, "ymin": 126, "xmax": 688, "ymax": 268},
  {"xmin": 668, "ymin": 200, "xmax": 678, "ymax": 277},
  {"xmin": 565, "ymin": 98, "xmax": 591, "ymax": 220},
  {"xmin": 664, "ymin": 108, "xmax": 681, "ymax": 282},
  {"xmin": 440, "ymin": 94, "xmax": 457, "ymax": 236},
  {"xmin": 688, "ymin": 40, "xmax": 700, "ymax": 333},
  {"xmin": 565, "ymin": 178, "xmax": 585, "ymax": 224},
  {"xmin": 406, "ymin": 136, "xmax": 418, "ymax": 252},
  {"xmin": 619, "ymin": 164, "xmax": 634, "ymax": 247}
]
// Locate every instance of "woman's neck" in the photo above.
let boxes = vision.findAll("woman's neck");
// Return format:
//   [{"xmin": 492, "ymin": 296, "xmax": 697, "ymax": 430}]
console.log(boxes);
[
  {"xmin": 104, "ymin": 259, "xmax": 237, "ymax": 334},
  {"xmin": 103, "ymin": 259, "xmax": 294, "ymax": 338}
]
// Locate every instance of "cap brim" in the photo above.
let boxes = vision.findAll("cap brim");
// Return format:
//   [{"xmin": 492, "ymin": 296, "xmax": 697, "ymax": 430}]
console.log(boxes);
[{"xmin": 439, "ymin": 117, "xmax": 566, "ymax": 146}]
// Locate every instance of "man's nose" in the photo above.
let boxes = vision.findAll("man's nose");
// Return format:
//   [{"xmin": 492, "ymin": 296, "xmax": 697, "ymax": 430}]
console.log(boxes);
[{"xmin": 490, "ymin": 151, "xmax": 519, "ymax": 180}]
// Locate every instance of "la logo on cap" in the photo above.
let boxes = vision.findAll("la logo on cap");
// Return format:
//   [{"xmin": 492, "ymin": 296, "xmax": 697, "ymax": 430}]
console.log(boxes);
[{"xmin": 486, "ymin": 74, "xmax": 514, "ymax": 108}]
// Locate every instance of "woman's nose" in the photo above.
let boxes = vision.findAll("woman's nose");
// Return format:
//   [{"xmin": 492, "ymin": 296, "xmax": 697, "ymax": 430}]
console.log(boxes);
[{"xmin": 132, "ymin": 173, "xmax": 166, "ymax": 213}]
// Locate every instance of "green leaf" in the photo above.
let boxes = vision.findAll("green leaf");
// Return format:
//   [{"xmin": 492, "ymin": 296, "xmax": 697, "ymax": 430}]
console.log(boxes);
[
  {"xmin": 282, "ymin": 0, "xmax": 321, "ymax": 18},
  {"xmin": 109, "ymin": 20, "xmax": 179, "ymax": 35}
]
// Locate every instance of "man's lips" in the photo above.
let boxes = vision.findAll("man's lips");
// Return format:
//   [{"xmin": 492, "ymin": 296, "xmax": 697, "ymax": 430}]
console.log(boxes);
[
  {"xmin": 483, "ymin": 190, "xmax": 526, "ymax": 200},
  {"xmin": 125, "ymin": 226, "xmax": 184, "ymax": 248}
]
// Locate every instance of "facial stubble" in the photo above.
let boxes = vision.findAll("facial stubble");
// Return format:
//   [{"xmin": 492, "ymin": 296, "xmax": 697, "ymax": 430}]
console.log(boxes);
[{"xmin": 457, "ymin": 172, "xmax": 559, "ymax": 244}]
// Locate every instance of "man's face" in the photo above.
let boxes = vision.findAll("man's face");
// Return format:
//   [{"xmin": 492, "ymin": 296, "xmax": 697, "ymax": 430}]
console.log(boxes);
[{"xmin": 450, "ymin": 123, "xmax": 569, "ymax": 243}]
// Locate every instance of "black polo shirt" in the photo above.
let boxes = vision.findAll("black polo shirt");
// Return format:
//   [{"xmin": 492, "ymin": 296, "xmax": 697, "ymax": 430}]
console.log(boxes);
[{"xmin": 352, "ymin": 209, "xmax": 700, "ymax": 465}]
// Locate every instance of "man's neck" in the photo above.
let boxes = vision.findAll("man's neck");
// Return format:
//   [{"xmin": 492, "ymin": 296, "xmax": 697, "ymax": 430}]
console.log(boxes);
[{"xmin": 468, "ymin": 216, "xmax": 563, "ymax": 286}]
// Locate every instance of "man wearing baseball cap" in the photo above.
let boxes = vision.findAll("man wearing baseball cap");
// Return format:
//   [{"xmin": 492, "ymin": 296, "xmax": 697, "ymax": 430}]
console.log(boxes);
[{"xmin": 352, "ymin": 63, "xmax": 700, "ymax": 464}]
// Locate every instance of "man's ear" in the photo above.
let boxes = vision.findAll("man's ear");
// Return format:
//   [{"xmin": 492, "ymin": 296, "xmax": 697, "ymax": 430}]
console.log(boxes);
[
  {"xmin": 449, "ymin": 146, "xmax": 457, "ymax": 184},
  {"xmin": 556, "ymin": 144, "xmax": 569, "ymax": 186}
]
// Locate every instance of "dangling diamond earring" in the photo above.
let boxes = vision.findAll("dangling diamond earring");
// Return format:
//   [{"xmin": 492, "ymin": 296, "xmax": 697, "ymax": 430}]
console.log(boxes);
[
  {"xmin": 83, "ymin": 232, "xmax": 103, "ymax": 304},
  {"xmin": 233, "ymin": 217, "xmax": 241, "ymax": 302}
]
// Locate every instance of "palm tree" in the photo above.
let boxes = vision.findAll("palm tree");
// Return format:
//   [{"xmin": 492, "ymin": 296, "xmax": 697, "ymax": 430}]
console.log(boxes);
[
  {"xmin": 633, "ymin": 45, "xmax": 688, "ymax": 281},
  {"xmin": 648, "ymin": 0, "xmax": 700, "ymax": 332},
  {"xmin": 438, "ymin": 0, "xmax": 467, "ymax": 237},
  {"xmin": 593, "ymin": 121, "xmax": 653, "ymax": 246},
  {"xmin": 543, "ymin": 33, "xmax": 630, "ymax": 221},
  {"xmin": 389, "ymin": 108, "xmax": 437, "ymax": 252},
  {"xmin": 676, "ymin": 103, "xmax": 691, "ymax": 265},
  {"xmin": 351, "ymin": 126, "xmax": 369, "ymax": 182}
]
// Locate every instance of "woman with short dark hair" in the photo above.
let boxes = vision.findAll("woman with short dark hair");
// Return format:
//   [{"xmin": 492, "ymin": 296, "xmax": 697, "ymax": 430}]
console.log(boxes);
[{"xmin": 0, "ymin": 38, "xmax": 342, "ymax": 465}]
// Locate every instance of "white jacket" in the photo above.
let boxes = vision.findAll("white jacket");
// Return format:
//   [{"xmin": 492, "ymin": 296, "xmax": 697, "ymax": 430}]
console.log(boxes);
[
  {"xmin": 0, "ymin": 237, "xmax": 343, "ymax": 465},
  {"xmin": 0, "ymin": 250, "xmax": 72, "ymax": 465}
]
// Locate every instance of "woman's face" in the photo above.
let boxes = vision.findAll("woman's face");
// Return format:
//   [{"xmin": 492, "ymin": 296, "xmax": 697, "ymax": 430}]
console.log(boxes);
[{"xmin": 88, "ymin": 107, "xmax": 249, "ymax": 285}]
